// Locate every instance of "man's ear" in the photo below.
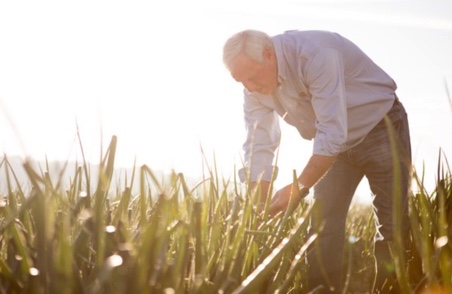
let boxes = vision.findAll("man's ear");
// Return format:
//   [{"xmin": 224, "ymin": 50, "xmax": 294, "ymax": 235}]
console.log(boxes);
[{"xmin": 263, "ymin": 48, "xmax": 275, "ymax": 61}]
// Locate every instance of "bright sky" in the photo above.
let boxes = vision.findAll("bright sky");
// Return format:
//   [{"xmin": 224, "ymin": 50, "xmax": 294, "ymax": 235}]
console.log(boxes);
[{"xmin": 1, "ymin": 0, "xmax": 452, "ymax": 201}]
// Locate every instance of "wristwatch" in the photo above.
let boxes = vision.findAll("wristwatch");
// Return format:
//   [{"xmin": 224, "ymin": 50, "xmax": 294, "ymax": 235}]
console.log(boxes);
[{"xmin": 297, "ymin": 182, "xmax": 310, "ymax": 198}]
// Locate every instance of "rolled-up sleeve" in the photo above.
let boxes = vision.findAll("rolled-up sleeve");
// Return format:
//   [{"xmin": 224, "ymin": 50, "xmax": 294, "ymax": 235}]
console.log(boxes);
[
  {"xmin": 238, "ymin": 91, "xmax": 280, "ymax": 182},
  {"xmin": 305, "ymin": 48, "xmax": 348, "ymax": 156}
]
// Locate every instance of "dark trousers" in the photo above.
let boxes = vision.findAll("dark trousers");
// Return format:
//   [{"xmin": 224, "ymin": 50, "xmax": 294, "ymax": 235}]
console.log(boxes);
[{"xmin": 306, "ymin": 98, "xmax": 412, "ymax": 293}]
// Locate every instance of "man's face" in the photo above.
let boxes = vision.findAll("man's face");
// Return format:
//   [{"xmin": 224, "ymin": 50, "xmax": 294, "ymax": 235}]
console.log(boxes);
[{"xmin": 230, "ymin": 49, "xmax": 278, "ymax": 95}]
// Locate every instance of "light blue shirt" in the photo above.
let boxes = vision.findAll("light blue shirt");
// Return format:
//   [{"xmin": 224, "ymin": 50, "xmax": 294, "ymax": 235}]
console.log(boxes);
[{"xmin": 240, "ymin": 30, "xmax": 397, "ymax": 182}]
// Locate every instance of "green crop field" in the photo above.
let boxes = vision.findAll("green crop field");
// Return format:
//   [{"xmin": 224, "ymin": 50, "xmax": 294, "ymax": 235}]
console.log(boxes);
[{"xmin": 0, "ymin": 135, "xmax": 451, "ymax": 293}]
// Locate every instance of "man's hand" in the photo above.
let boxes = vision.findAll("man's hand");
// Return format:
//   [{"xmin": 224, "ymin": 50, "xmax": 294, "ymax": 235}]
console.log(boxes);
[
  {"xmin": 267, "ymin": 154, "xmax": 335, "ymax": 217},
  {"xmin": 269, "ymin": 183, "xmax": 306, "ymax": 217}
]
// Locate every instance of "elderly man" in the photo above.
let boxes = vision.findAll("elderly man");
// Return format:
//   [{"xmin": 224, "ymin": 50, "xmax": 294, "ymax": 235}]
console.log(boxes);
[{"xmin": 223, "ymin": 29, "xmax": 412, "ymax": 293}]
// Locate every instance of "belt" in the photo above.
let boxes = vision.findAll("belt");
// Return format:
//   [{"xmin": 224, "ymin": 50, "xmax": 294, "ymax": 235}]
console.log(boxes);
[
  {"xmin": 374, "ymin": 95, "xmax": 402, "ymax": 129},
  {"xmin": 393, "ymin": 95, "xmax": 400, "ymax": 107}
]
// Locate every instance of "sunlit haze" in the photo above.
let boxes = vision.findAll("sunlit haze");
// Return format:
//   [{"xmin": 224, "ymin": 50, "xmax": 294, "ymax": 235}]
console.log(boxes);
[{"xmin": 1, "ymin": 0, "xmax": 451, "ymax": 202}]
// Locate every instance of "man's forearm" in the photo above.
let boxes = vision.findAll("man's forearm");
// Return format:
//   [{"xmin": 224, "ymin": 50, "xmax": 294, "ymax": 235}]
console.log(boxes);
[{"xmin": 298, "ymin": 154, "xmax": 337, "ymax": 188}]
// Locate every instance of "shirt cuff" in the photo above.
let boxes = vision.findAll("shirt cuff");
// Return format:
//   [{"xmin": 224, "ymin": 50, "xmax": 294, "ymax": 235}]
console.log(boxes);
[{"xmin": 238, "ymin": 165, "xmax": 278, "ymax": 182}]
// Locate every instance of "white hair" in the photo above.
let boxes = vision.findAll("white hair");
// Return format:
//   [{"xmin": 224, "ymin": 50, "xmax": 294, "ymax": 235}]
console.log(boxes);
[{"xmin": 222, "ymin": 30, "xmax": 274, "ymax": 71}]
